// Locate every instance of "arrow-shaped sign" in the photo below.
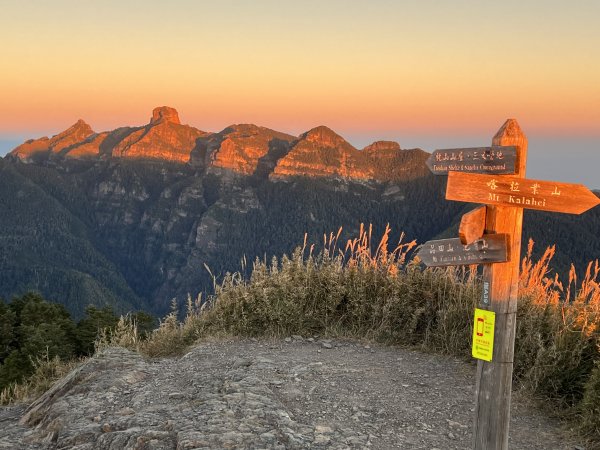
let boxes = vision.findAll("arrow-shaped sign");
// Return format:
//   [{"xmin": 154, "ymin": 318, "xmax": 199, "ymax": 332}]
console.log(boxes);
[
  {"xmin": 426, "ymin": 146, "xmax": 517, "ymax": 175},
  {"xmin": 416, "ymin": 234, "xmax": 509, "ymax": 267},
  {"xmin": 446, "ymin": 172, "xmax": 600, "ymax": 214}
]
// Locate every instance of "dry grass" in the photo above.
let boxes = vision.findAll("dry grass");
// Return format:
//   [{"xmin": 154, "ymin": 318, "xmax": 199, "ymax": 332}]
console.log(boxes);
[
  {"xmin": 6, "ymin": 224, "xmax": 598, "ymax": 441},
  {"xmin": 515, "ymin": 239, "xmax": 600, "ymax": 435},
  {"xmin": 0, "ymin": 352, "xmax": 84, "ymax": 405}
]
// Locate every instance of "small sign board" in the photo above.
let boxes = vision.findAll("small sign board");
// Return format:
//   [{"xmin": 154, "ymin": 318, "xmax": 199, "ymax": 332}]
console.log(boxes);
[
  {"xmin": 416, "ymin": 234, "xmax": 508, "ymax": 267},
  {"xmin": 472, "ymin": 308, "xmax": 496, "ymax": 362},
  {"xmin": 426, "ymin": 146, "xmax": 517, "ymax": 175},
  {"xmin": 482, "ymin": 280, "xmax": 491, "ymax": 306},
  {"xmin": 446, "ymin": 172, "xmax": 600, "ymax": 214}
]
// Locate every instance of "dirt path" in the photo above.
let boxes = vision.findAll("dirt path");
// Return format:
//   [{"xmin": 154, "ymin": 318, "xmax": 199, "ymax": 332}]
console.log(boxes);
[{"xmin": 0, "ymin": 337, "xmax": 585, "ymax": 449}]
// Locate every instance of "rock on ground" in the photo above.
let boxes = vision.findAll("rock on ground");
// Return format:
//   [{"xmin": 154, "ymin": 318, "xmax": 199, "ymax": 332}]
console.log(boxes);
[{"xmin": 0, "ymin": 338, "xmax": 584, "ymax": 449}]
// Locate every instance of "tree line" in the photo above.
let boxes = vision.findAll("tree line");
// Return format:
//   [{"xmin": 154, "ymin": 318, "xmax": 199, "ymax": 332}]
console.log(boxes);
[{"xmin": 0, "ymin": 292, "xmax": 155, "ymax": 390}]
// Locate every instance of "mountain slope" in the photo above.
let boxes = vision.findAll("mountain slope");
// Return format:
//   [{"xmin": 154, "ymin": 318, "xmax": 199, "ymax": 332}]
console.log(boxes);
[
  {"xmin": 0, "ymin": 162, "xmax": 142, "ymax": 318},
  {"xmin": 2, "ymin": 111, "xmax": 599, "ymax": 316}
]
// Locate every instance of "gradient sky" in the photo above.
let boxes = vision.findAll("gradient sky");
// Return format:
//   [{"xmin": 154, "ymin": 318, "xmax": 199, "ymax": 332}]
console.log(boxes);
[{"xmin": 1, "ymin": 0, "xmax": 599, "ymax": 186}]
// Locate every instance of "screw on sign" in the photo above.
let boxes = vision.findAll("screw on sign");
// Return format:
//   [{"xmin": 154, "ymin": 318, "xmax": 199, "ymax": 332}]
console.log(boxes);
[{"xmin": 423, "ymin": 119, "xmax": 600, "ymax": 450}]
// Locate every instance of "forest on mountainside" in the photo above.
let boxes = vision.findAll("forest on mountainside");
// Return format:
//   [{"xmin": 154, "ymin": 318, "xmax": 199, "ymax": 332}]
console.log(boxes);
[{"xmin": 1, "ymin": 156, "xmax": 598, "ymax": 318}]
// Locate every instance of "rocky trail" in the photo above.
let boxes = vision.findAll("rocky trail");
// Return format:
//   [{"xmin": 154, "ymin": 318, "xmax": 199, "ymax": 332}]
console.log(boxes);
[{"xmin": 0, "ymin": 337, "xmax": 585, "ymax": 449}]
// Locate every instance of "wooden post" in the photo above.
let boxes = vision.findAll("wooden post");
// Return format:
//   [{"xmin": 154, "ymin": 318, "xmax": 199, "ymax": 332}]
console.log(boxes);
[{"xmin": 472, "ymin": 119, "xmax": 527, "ymax": 449}]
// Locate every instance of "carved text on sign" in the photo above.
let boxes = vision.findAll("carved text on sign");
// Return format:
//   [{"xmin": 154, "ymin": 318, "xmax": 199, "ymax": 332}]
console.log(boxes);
[
  {"xmin": 446, "ymin": 172, "xmax": 600, "ymax": 214},
  {"xmin": 416, "ymin": 234, "xmax": 509, "ymax": 267},
  {"xmin": 426, "ymin": 146, "xmax": 517, "ymax": 175}
]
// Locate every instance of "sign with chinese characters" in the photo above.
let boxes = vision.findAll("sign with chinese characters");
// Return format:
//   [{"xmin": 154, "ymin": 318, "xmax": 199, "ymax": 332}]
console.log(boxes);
[
  {"xmin": 416, "ymin": 234, "xmax": 508, "ymax": 267},
  {"xmin": 446, "ymin": 172, "xmax": 600, "ymax": 214},
  {"xmin": 472, "ymin": 308, "xmax": 495, "ymax": 362},
  {"xmin": 426, "ymin": 146, "xmax": 517, "ymax": 175}
]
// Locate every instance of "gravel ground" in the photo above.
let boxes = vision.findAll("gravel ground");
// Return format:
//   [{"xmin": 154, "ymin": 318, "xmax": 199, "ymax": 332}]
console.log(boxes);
[{"xmin": 0, "ymin": 337, "xmax": 587, "ymax": 449}]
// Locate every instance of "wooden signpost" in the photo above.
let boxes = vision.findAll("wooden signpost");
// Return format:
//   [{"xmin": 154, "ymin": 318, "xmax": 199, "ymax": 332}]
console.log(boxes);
[{"xmin": 419, "ymin": 119, "xmax": 600, "ymax": 450}]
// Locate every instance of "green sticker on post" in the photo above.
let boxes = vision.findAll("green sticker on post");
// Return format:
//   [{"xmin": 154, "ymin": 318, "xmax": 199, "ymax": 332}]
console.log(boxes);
[{"xmin": 472, "ymin": 308, "xmax": 495, "ymax": 362}]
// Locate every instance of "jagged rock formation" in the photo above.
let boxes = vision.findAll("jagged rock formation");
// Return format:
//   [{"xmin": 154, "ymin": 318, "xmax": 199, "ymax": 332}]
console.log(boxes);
[
  {"xmin": 194, "ymin": 124, "xmax": 295, "ymax": 175},
  {"xmin": 8, "ymin": 109, "xmax": 428, "ymax": 182},
  {"xmin": 271, "ymin": 127, "xmax": 429, "ymax": 181},
  {"xmin": 363, "ymin": 140, "xmax": 401, "ymax": 153},
  {"xmin": 11, "ymin": 120, "xmax": 95, "ymax": 161},
  {"xmin": 3, "ymin": 107, "xmax": 599, "ymax": 316},
  {"xmin": 10, "ymin": 107, "xmax": 209, "ymax": 164},
  {"xmin": 150, "ymin": 105, "xmax": 180, "ymax": 125},
  {"xmin": 110, "ymin": 107, "xmax": 208, "ymax": 163},
  {"xmin": 362, "ymin": 142, "xmax": 430, "ymax": 182},
  {"xmin": 272, "ymin": 126, "xmax": 365, "ymax": 179},
  {"xmin": 63, "ymin": 132, "xmax": 109, "ymax": 159}
]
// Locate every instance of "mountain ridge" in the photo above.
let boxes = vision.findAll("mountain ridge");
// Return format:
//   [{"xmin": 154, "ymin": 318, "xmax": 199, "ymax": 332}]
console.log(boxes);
[
  {"xmin": 2, "ymin": 108, "xmax": 599, "ymax": 317},
  {"xmin": 7, "ymin": 106, "xmax": 422, "ymax": 182}
]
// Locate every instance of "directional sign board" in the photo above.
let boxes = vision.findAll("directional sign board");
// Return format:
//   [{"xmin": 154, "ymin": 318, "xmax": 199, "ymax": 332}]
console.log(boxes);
[
  {"xmin": 446, "ymin": 172, "xmax": 600, "ymax": 214},
  {"xmin": 416, "ymin": 234, "xmax": 508, "ymax": 267},
  {"xmin": 426, "ymin": 146, "xmax": 517, "ymax": 175}
]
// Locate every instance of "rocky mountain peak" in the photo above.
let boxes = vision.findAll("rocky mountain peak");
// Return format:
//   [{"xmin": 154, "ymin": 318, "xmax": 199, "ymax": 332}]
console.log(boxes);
[
  {"xmin": 8, "ymin": 119, "xmax": 95, "ymax": 161},
  {"xmin": 53, "ymin": 119, "xmax": 94, "ymax": 141},
  {"xmin": 196, "ymin": 124, "xmax": 295, "ymax": 174},
  {"xmin": 363, "ymin": 140, "xmax": 401, "ymax": 153},
  {"xmin": 150, "ymin": 106, "xmax": 181, "ymax": 125},
  {"xmin": 300, "ymin": 126, "xmax": 349, "ymax": 148}
]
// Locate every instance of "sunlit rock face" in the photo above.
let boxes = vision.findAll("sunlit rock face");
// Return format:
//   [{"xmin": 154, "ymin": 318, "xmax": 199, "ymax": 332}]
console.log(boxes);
[
  {"xmin": 64, "ymin": 132, "xmax": 110, "ymax": 159},
  {"xmin": 9, "ymin": 107, "xmax": 208, "ymax": 163},
  {"xmin": 8, "ymin": 108, "xmax": 428, "ymax": 181},
  {"xmin": 271, "ymin": 126, "xmax": 370, "ymax": 179},
  {"xmin": 363, "ymin": 140, "xmax": 401, "ymax": 154},
  {"xmin": 150, "ymin": 106, "xmax": 181, "ymax": 125},
  {"xmin": 11, "ymin": 119, "xmax": 94, "ymax": 161},
  {"xmin": 193, "ymin": 124, "xmax": 295, "ymax": 174},
  {"xmin": 111, "ymin": 107, "xmax": 208, "ymax": 163},
  {"xmin": 272, "ymin": 129, "xmax": 429, "ymax": 182}
]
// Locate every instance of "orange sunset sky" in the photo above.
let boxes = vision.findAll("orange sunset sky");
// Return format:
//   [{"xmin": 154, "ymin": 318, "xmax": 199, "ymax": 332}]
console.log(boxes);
[{"xmin": 1, "ymin": 1, "xmax": 599, "ymax": 186}]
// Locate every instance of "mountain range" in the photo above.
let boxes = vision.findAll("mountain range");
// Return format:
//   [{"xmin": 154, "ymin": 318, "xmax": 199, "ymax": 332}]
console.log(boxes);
[
  {"xmin": 2, "ymin": 107, "xmax": 599, "ymax": 317},
  {"xmin": 9, "ymin": 106, "xmax": 427, "ymax": 183}
]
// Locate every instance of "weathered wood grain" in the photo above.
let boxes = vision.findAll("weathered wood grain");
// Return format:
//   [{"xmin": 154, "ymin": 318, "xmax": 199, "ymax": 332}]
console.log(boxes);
[
  {"xmin": 446, "ymin": 172, "xmax": 600, "ymax": 214},
  {"xmin": 416, "ymin": 234, "xmax": 508, "ymax": 267},
  {"xmin": 472, "ymin": 119, "xmax": 527, "ymax": 450},
  {"xmin": 459, "ymin": 206, "xmax": 487, "ymax": 245}
]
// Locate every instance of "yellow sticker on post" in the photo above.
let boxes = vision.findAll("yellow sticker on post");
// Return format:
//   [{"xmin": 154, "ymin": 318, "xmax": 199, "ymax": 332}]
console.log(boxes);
[{"xmin": 472, "ymin": 308, "xmax": 495, "ymax": 361}]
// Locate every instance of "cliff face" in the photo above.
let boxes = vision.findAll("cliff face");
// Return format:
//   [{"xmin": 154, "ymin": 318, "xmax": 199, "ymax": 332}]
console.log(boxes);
[
  {"xmin": 11, "ymin": 107, "xmax": 209, "ymax": 164},
  {"xmin": 64, "ymin": 132, "xmax": 110, "ymax": 159},
  {"xmin": 110, "ymin": 107, "xmax": 208, "ymax": 163},
  {"xmin": 11, "ymin": 120, "xmax": 95, "ymax": 161},
  {"xmin": 272, "ymin": 126, "xmax": 366, "ymax": 179},
  {"xmin": 271, "ymin": 127, "xmax": 428, "ymax": 181},
  {"xmin": 194, "ymin": 124, "xmax": 296, "ymax": 175},
  {"xmin": 3, "ymin": 110, "xmax": 599, "ymax": 317},
  {"xmin": 9, "ymin": 107, "xmax": 429, "ymax": 182}
]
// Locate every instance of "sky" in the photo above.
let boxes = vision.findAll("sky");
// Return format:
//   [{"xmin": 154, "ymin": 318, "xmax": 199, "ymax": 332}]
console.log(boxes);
[{"xmin": 1, "ymin": 0, "xmax": 599, "ymax": 187}]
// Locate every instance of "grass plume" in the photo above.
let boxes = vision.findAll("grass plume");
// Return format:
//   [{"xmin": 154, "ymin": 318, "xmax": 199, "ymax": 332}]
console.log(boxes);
[{"xmin": 5, "ymin": 224, "xmax": 599, "ymax": 443}]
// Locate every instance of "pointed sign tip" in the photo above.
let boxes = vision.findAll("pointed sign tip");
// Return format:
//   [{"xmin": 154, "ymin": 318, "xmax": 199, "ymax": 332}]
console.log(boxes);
[{"xmin": 494, "ymin": 119, "xmax": 526, "ymax": 141}]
